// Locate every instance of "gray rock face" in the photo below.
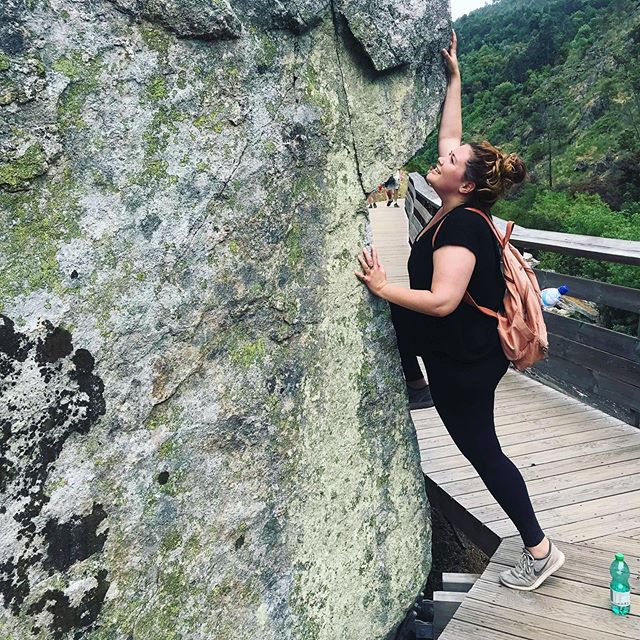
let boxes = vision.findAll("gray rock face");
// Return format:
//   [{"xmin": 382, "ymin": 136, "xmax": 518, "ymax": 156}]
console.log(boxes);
[
  {"xmin": 106, "ymin": 0, "xmax": 244, "ymax": 39},
  {"xmin": 106, "ymin": 0, "xmax": 330, "ymax": 38},
  {"xmin": 339, "ymin": 0, "xmax": 450, "ymax": 71},
  {"xmin": 0, "ymin": 0, "xmax": 449, "ymax": 638}
]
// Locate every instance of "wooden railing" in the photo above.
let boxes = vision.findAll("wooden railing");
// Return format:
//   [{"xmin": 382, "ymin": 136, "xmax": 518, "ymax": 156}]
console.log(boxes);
[{"xmin": 406, "ymin": 173, "xmax": 640, "ymax": 427}]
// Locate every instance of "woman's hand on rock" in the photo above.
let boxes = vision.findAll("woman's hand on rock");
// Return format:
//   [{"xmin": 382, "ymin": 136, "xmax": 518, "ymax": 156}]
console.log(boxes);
[
  {"xmin": 355, "ymin": 245, "xmax": 387, "ymax": 297},
  {"xmin": 442, "ymin": 30, "xmax": 459, "ymax": 77}
]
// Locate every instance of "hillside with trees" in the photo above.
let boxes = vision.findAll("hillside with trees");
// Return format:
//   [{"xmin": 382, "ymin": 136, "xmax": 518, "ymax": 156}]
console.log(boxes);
[{"xmin": 407, "ymin": 0, "xmax": 640, "ymax": 330}]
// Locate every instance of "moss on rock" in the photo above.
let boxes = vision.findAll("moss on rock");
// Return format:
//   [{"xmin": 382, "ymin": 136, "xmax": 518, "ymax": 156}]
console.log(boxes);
[
  {"xmin": 0, "ymin": 167, "xmax": 81, "ymax": 309},
  {"xmin": 0, "ymin": 52, "xmax": 11, "ymax": 72},
  {"xmin": 0, "ymin": 144, "xmax": 48, "ymax": 191}
]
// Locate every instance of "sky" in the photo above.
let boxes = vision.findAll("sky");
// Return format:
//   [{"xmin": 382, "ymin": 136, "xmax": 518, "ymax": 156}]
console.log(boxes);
[{"xmin": 450, "ymin": 0, "xmax": 492, "ymax": 20}]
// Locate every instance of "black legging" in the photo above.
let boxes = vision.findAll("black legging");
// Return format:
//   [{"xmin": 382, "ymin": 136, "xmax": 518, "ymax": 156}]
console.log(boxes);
[{"xmin": 390, "ymin": 303, "xmax": 545, "ymax": 548}]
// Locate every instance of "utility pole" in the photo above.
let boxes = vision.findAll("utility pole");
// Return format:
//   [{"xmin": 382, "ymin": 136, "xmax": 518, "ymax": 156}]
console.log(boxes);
[
  {"xmin": 545, "ymin": 93, "xmax": 564, "ymax": 189},
  {"xmin": 546, "ymin": 105, "xmax": 553, "ymax": 189},
  {"xmin": 547, "ymin": 129, "xmax": 552, "ymax": 188}
]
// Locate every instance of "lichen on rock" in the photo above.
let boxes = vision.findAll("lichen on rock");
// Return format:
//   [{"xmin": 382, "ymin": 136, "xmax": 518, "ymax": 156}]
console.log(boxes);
[
  {"xmin": 106, "ymin": 0, "xmax": 244, "ymax": 39},
  {"xmin": 0, "ymin": 0, "xmax": 449, "ymax": 638}
]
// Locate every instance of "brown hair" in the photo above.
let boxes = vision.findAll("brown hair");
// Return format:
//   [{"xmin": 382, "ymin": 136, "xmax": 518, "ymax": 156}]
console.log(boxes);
[{"xmin": 464, "ymin": 141, "xmax": 526, "ymax": 208}]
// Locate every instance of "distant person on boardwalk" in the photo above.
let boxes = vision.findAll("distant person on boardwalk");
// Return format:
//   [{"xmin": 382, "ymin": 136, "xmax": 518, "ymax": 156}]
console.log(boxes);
[
  {"xmin": 384, "ymin": 169, "xmax": 401, "ymax": 207},
  {"xmin": 355, "ymin": 30, "xmax": 565, "ymax": 591},
  {"xmin": 367, "ymin": 184, "xmax": 383, "ymax": 208}
]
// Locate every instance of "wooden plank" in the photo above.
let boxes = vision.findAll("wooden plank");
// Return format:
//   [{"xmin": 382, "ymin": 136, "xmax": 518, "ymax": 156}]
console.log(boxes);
[
  {"xmin": 492, "ymin": 386, "xmax": 566, "ymax": 404},
  {"xmin": 496, "ymin": 372, "xmax": 541, "ymax": 388},
  {"xmin": 421, "ymin": 414, "xmax": 611, "ymax": 450},
  {"xmin": 442, "ymin": 573, "xmax": 480, "ymax": 593},
  {"xmin": 547, "ymin": 506, "xmax": 640, "ymax": 543},
  {"xmin": 490, "ymin": 393, "xmax": 580, "ymax": 414},
  {"xmin": 535, "ymin": 269, "xmax": 640, "ymax": 315},
  {"xmin": 415, "ymin": 412, "xmax": 589, "ymax": 448},
  {"xmin": 581, "ymin": 535, "xmax": 640, "ymax": 557},
  {"xmin": 420, "ymin": 417, "xmax": 621, "ymax": 458},
  {"xmin": 457, "ymin": 458, "xmax": 640, "ymax": 510},
  {"xmin": 429, "ymin": 443, "xmax": 640, "ymax": 489},
  {"xmin": 473, "ymin": 473, "xmax": 640, "ymax": 525},
  {"xmin": 410, "ymin": 173, "xmax": 441, "ymax": 210},
  {"xmin": 491, "ymin": 386, "xmax": 583, "ymax": 409},
  {"xmin": 413, "ymin": 373, "xmax": 536, "ymax": 405},
  {"xmin": 444, "ymin": 601, "xmax": 625, "ymax": 640},
  {"xmin": 413, "ymin": 199, "xmax": 430, "ymax": 228},
  {"xmin": 480, "ymin": 564, "xmax": 640, "ymax": 616},
  {"xmin": 412, "ymin": 380, "xmax": 554, "ymax": 429},
  {"xmin": 423, "ymin": 429, "xmax": 634, "ymax": 475},
  {"xmin": 416, "ymin": 395, "xmax": 585, "ymax": 433},
  {"xmin": 543, "ymin": 313, "xmax": 639, "ymax": 364},
  {"xmin": 422, "ymin": 408, "xmax": 621, "ymax": 448},
  {"xmin": 465, "ymin": 574, "xmax": 638, "ymax": 637},
  {"xmin": 505, "ymin": 406, "xmax": 607, "ymax": 434},
  {"xmin": 493, "ymin": 217, "xmax": 640, "ymax": 266},
  {"xmin": 474, "ymin": 569, "xmax": 640, "ymax": 626},
  {"xmin": 490, "ymin": 496, "xmax": 640, "ymax": 539},
  {"xmin": 442, "ymin": 445, "xmax": 640, "ymax": 498},
  {"xmin": 533, "ymin": 353, "xmax": 640, "ymax": 420},
  {"xmin": 489, "ymin": 385, "xmax": 583, "ymax": 411},
  {"xmin": 546, "ymin": 332, "xmax": 640, "ymax": 390},
  {"xmin": 414, "ymin": 402, "xmax": 610, "ymax": 434}
]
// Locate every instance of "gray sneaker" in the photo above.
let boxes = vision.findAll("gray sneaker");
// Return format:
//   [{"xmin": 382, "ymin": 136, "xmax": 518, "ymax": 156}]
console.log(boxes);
[{"xmin": 499, "ymin": 540, "xmax": 565, "ymax": 591}]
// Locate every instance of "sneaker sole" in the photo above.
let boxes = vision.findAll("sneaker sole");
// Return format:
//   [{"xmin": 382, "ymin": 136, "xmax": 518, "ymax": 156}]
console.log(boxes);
[{"xmin": 500, "ymin": 550, "xmax": 566, "ymax": 591}]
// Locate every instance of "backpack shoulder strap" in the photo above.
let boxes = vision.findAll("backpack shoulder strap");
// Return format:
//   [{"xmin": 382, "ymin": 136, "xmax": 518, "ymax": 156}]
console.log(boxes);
[
  {"xmin": 463, "ymin": 291, "xmax": 499, "ymax": 319},
  {"xmin": 465, "ymin": 207, "xmax": 515, "ymax": 247}
]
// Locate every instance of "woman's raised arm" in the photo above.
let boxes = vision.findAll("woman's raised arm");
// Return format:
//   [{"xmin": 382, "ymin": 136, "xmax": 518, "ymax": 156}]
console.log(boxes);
[{"xmin": 438, "ymin": 31, "xmax": 462, "ymax": 157}]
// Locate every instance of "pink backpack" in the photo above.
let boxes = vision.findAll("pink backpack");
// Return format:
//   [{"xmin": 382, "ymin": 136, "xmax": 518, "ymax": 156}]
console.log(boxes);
[{"xmin": 433, "ymin": 207, "xmax": 548, "ymax": 371}]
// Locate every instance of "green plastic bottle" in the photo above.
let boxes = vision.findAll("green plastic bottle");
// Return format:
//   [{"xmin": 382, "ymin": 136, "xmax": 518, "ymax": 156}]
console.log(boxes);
[{"xmin": 610, "ymin": 552, "xmax": 631, "ymax": 615}]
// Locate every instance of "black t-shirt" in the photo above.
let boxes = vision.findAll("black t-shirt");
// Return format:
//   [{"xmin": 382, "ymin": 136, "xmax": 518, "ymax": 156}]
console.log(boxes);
[{"xmin": 406, "ymin": 205, "xmax": 505, "ymax": 361}]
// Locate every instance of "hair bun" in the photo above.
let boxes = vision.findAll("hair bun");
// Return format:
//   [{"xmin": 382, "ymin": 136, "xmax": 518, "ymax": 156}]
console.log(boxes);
[
  {"xmin": 503, "ymin": 153, "xmax": 526, "ymax": 185},
  {"xmin": 466, "ymin": 141, "xmax": 526, "ymax": 207}
]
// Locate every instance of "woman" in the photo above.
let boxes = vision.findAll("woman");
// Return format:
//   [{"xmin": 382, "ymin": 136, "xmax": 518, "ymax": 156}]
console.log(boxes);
[{"xmin": 355, "ymin": 31, "xmax": 565, "ymax": 591}]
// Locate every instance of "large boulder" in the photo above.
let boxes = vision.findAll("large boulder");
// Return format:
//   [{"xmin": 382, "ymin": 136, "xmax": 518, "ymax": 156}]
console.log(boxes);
[{"xmin": 0, "ymin": 0, "xmax": 449, "ymax": 638}]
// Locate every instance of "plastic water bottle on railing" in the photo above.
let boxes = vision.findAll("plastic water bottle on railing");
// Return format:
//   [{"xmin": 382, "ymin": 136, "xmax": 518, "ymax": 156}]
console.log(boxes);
[
  {"xmin": 540, "ymin": 285, "xmax": 569, "ymax": 310},
  {"xmin": 610, "ymin": 552, "xmax": 631, "ymax": 616}
]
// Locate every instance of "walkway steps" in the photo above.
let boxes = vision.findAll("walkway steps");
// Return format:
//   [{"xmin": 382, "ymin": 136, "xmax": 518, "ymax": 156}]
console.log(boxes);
[{"xmin": 369, "ymin": 202, "xmax": 640, "ymax": 639}]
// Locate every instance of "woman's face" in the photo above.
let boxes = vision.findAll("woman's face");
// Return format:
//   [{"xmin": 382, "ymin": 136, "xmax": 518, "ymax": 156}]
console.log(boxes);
[{"xmin": 426, "ymin": 144, "xmax": 474, "ymax": 198}]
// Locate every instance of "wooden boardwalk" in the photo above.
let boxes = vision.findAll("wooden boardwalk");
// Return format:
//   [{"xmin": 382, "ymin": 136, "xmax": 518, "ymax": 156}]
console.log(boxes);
[{"xmin": 369, "ymin": 202, "xmax": 640, "ymax": 639}]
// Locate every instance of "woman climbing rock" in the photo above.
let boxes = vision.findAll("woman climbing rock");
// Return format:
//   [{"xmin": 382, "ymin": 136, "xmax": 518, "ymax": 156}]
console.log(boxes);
[{"xmin": 355, "ymin": 31, "xmax": 565, "ymax": 592}]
